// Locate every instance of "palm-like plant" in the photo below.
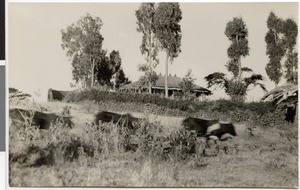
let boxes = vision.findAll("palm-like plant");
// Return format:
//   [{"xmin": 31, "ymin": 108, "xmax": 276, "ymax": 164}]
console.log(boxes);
[{"xmin": 204, "ymin": 68, "xmax": 267, "ymax": 101}]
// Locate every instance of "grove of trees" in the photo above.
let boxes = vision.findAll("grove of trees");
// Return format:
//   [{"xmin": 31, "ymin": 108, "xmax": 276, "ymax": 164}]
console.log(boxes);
[
  {"xmin": 60, "ymin": 7, "xmax": 297, "ymax": 102},
  {"xmin": 265, "ymin": 12, "xmax": 298, "ymax": 86},
  {"xmin": 136, "ymin": 3, "xmax": 182, "ymax": 97},
  {"xmin": 61, "ymin": 13, "xmax": 130, "ymax": 90}
]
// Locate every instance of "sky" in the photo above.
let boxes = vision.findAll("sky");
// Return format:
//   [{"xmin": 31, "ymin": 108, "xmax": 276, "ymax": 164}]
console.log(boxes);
[{"xmin": 9, "ymin": 2, "xmax": 298, "ymax": 102}]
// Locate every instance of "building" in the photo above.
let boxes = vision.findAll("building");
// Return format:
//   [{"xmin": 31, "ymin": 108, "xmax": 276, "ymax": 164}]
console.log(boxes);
[{"xmin": 120, "ymin": 73, "xmax": 212, "ymax": 99}]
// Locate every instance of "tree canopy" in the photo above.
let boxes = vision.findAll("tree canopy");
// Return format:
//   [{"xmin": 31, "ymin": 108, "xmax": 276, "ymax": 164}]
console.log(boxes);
[
  {"xmin": 154, "ymin": 2, "xmax": 182, "ymax": 97},
  {"xmin": 136, "ymin": 3, "xmax": 159, "ymax": 93},
  {"xmin": 265, "ymin": 12, "xmax": 286, "ymax": 86},
  {"xmin": 61, "ymin": 13, "xmax": 104, "ymax": 88},
  {"xmin": 205, "ymin": 16, "xmax": 266, "ymax": 101},
  {"xmin": 225, "ymin": 17, "xmax": 249, "ymax": 81}
]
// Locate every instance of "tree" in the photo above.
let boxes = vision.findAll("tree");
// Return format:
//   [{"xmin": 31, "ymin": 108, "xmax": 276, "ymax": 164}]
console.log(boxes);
[
  {"xmin": 265, "ymin": 12, "xmax": 286, "ymax": 87},
  {"xmin": 109, "ymin": 50, "xmax": 122, "ymax": 90},
  {"xmin": 94, "ymin": 50, "xmax": 128, "ymax": 90},
  {"xmin": 207, "ymin": 16, "xmax": 261, "ymax": 101},
  {"xmin": 96, "ymin": 54, "xmax": 111, "ymax": 86},
  {"xmin": 285, "ymin": 52, "xmax": 298, "ymax": 84},
  {"xmin": 61, "ymin": 13, "xmax": 104, "ymax": 88},
  {"xmin": 179, "ymin": 70, "xmax": 196, "ymax": 94},
  {"xmin": 178, "ymin": 70, "xmax": 197, "ymax": 101},
  {"xmin": 204, "ymin": 71, "xmax": 267, "ymax": 101},
  {"xmin": 154, "ymin": 3, "xmax": 182, "ymax": 98},
  {"xmin": 283, "ymin": 18, "xmax": 298, "ymax": 84},
  {"xmin": 138, "ymin": 64, "xmax": 158, "ymax": 90},
  {"xmin": 224, "ymin": 17, "xmax": 249, "ymax": 82},
  {"xmin": 136, "ymin": 3, "xmax": 159, "ymax": 93},
  {"xmin": 115, "ymin": 69, "xmax": 131, "ymax": 89}
]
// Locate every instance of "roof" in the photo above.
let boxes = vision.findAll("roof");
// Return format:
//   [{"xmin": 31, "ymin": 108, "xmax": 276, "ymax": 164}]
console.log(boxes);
[
  {"xmin": 261, "ymin": 83, "xmax": 298, "ymax": 105},
  {"xmin": 121, "ymin": 74, "xmax": 212, "ymax": 95}
]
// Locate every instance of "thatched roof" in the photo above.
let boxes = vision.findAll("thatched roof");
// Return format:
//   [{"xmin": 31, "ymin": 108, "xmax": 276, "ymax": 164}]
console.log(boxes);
[
  {"xmin": 121, "ymin": 74, "xmax": 212, "ymax": 95},
  {"xmin": 261, "ymin": 83, "xmax": 298, "ymax": 106}
]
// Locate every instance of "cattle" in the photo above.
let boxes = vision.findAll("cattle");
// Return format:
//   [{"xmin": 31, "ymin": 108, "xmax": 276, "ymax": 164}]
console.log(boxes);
[
  {"xmin": 47, "ymin": 88, "xmax": 71, "ymax": 102},
  {"xmin": 181, "ymin": 117, "xmax": 219, "ymax": 136},
  {"xmin": 9, "ymin": 108, "xmax": 74, "ymax": 130},
  {"xmin": 207, "ymin": 122, "xmax": 237, "ymax": 139},
  {"xmin": 94, "ymin": 111, "xmax": 139, "ymax": 130},
  {"xmin": 285, "ymin": 104, "xmax": 297, "ymax": 124}
]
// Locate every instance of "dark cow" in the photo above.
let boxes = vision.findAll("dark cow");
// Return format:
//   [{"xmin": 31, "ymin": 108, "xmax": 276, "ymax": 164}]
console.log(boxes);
[
  {"xmin": 10, "ymin": 108, "xmax": 74, "ymax": 130},
  {"xmin": 207, "ymin": 122, "xmax": 237, "ymax": 139},
  {"xmin": 94, "ymin": 111, "xmax": 139, "ymax": 129},
  {"xmin": 48, "ymin": 88, "xmax": 72, "ymax": 102},
  {"xmin": 285, "ymin": 104, "xmax": 297, "ymax": 124},
  {"xmin": 181, "ymin": 117, "xmax": 219, "ymax": 136}
]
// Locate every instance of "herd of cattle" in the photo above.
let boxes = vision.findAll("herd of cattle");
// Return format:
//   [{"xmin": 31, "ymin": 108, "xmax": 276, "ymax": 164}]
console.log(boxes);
[{"xmin": 9, "ymin": 107, "xmax": 237, "ymax": 143}]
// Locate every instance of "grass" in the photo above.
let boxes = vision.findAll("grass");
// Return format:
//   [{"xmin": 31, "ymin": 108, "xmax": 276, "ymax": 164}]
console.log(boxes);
[{"xmin": 9, "ymin": 99, "xmax": 298, "ymax": 188}]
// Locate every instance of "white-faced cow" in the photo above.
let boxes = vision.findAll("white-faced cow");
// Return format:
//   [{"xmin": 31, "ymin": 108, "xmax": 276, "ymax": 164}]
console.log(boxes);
[
  {"xmin": 207, "ymin": 122, "xmax": 237, "ymax": 139},
  {"xmin": 181, "ymin": 117, "xmax": 219, "ymax": 137},
  {"xmin": 10, "ymin": 108, "xmax": 74, "ymax": 130}
]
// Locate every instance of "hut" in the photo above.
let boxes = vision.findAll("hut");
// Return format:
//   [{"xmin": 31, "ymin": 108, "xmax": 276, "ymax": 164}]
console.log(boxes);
[{"xmin": 120, "ymin": 73, "xmax": 212, "ymax": 99}]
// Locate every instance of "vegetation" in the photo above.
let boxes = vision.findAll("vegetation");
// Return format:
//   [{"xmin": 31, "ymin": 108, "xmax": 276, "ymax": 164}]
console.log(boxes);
[
  {"xmin": 62, "ymin": 88, "xmax": 287, "ymax": 128},
  {"xmin": 9, "ymin": 4, "xmax": 298, "ymax": 188},
  {"xmin": 265, "ymin": 12, "xmax": 298, "ymax": 86},
  {"xmin": 205, "ymin": 17, "xmax": 267, "ymax": 102},
  {"xmin": 283, "ymin": 18, "xmax": 298, "ymax": 84},
  {"xmin": 154, "ymin": 3, "xmax": 182, "ymax": 98},
  {"xmin": 224, "ymin": 17, "xmax": 249, "ymax": 82},
  {"xmin": 9, "ymin": 99, "xmax": 298, "ymax": 187},
  {"xmin": 178, "ymin": 70, "xmax": 197, "ymax": 101},
  {"xmin": 61, "ymin": 13, "xmax": 104, "ymax": 88},
  {"xmin": 204, "ymin": 71, "xmax": 267, "ymax": 102},
  {"xmin": 265, "ymin": 12, "xmax": 286, "ymax": 86},
  {"xmin": 136, "ymin": 3, "xmax": 159, "ymax": 93},
  {"xmin": 61, "ymin": 14, "xmax": 130, "ymax": 89}
]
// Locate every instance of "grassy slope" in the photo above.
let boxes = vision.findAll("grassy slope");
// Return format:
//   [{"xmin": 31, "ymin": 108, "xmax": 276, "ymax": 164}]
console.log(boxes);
[{"xmin": 9, "ymin": 100, "xmax": 298, "ymax": 187}]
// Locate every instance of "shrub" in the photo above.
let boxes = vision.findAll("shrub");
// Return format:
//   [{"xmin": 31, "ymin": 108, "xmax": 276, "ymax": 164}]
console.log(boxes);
[{"xmin": 64, "ymin": 88, "xmax": 288, "ymax": 128}]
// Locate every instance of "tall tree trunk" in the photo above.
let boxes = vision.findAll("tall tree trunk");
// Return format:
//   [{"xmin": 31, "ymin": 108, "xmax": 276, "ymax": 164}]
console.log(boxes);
[
  {"xmin": 165, "ymin": 52, "xmax": 169, "ymax": 98},
  {"xmin": 91, "ymin": 58, "xmax": 95, "ymax": 88},
  {"xmin": 291, "ymin": 49, "xmax": 294, "ymax": 83},
  {"xmin": 113, "ymin": 74, "xmax": 116, "ymax": 91},
  {"xmin": 149, "ymin": 31, "xmax": 153, "ymax": 94},
  {"xmin": 236, "ymin": 36, "xmax": 242, "ymax": 82},
  {"xmin": 238, "ymin": 56, "xmax": 242, "ymax": 82}
]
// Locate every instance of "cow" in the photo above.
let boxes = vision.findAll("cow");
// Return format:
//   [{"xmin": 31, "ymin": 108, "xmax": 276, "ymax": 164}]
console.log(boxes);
[
  {"xmin": 207, "ymin": 122, "xmax": 237, "ymax": 139},
  {"xmin": 285, "ymin": 104, "xmax": 297, "ymax": 124},
  {"xmin": 94, "ymin": 111, "xmax": 139, "ymax": 130},
  {"xmin": 47, "ymin": 88, "xmax": 71, "ymax": 102},
  {"xmin": 9, "ymin": 108, "xmax": 74, "ymax": 130},
  {"xmin": 181, "ymin": 117, "xmax": 219, "ymax": 137}
]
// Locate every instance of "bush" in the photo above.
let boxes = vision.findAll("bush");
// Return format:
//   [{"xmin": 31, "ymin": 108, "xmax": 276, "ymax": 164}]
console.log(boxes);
[{"xmin": 64, "ymin": 88, "xmax": 288, "ymax": 128}]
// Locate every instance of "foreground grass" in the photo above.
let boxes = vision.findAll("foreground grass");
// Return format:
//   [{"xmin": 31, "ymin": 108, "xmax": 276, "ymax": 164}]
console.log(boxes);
[{"xmin": 9, "ymin": 100, "xmax": 298, "ymax": 188}]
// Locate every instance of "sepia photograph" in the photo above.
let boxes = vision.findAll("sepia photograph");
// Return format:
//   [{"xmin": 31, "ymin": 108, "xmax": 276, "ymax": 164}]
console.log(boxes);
[{"xmin": 8, "ymin": 2, "xmax": 298, "ymax": 188}]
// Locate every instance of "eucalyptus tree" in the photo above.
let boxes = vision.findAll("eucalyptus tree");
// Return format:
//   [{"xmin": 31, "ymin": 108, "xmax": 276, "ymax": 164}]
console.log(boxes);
[
  {"xmin": 154, "ymin": 2, "xmax": 182, "ymax": 98},
  {"xmin": 283, "ymin": 18, "xmax": 298, "ymax": 84},
  {"xmin": 136, "ymin": 3, "xmax": 159, "ymax": 93},
  {"xmin": 224, "ymin": 17, "xmax": 249, "ymax": 82},
  {"xmin": 61, "ymin": 13, "xmax": 104, "ymax": 88},
  {"xmin": 265, "ymin": 12, "xmax": 286, "ymax": 87}
]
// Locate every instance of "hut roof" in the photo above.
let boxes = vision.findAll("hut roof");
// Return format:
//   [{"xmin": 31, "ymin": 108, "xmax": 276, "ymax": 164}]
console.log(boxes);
[
  {"xmin": 121, "ymin": 74, "xmax": 212, "ymax": 95},
  {"xmin": 261, "ymin": 83, "xmax": 298, "ymax": 106}
]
